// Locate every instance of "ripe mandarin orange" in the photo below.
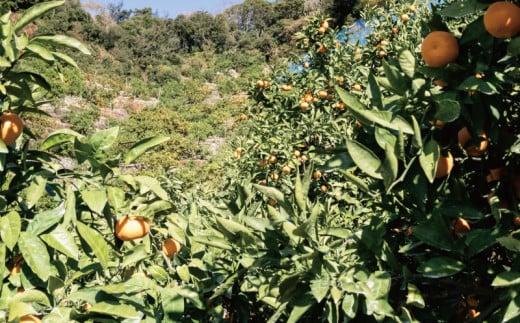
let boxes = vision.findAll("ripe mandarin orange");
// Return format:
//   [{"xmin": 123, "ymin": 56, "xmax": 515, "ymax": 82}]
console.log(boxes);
[
  {"xmin": 162, "ymin": 238, "xmax": 182, "ymax": 257},
  {"xmin": 0, "ymin": 112, "xmax": 24, "ymax": 145},
  {"xmin": 421, "ymin": 31, "xmax": 459, "ymax": 67},
  {"xmin": 115, "ymin": 216, "xmax": 150, "ymax": 241},
  {"xmin": 435, "ymin": 151, "xmax": 454, "ymax": 178},
  {"xmin": 483, "ymin": 1, "xmax": 520, "ymax": 38}
]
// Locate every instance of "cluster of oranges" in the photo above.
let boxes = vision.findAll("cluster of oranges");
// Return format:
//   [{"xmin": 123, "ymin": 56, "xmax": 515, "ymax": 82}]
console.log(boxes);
[
  {"xmin": 0, "ymin": 112, "xmax": 24, "ymax": 146},
  {"xmin": 115, "ymin": 215, "xmax": 181, "ymax": 258}
]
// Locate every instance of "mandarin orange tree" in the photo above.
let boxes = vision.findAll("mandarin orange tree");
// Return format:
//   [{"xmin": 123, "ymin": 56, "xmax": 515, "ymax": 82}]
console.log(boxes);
[
  {"xmin": 187, "ymin": 0, "xmax": 520, "ymax": 321},
  {"xmin": 0, "ymin": 2, "xmax": 216, "ymax": 321}
]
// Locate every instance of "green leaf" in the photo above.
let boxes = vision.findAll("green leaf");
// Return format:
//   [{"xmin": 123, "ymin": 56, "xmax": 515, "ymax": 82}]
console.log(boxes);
[
  {"xmin": 7, "ymin": 301, "xmax": 36, "ymax": 322},
  {"xmin": 14, "ymin": 1, "xmax": 65, "ymax": 33},
  {"xmin": 88, "ymin": 127, "xmax": 119, "ymax": 152},
  {"xmin": 87, "ymin": 302, "xmax": 140, "ymax": 319},
  {"xmin": 124, "ymin": 135, "xmax": 170, "ymax": 165},
  {"xmin": 52, "ymin": 51, "xmax": 78, "ymax": 68},
  {"xmin": 382, "ymin": 143, "xmax": 399, "ymax": 188},
  {"xmin": 161, "ymin": 289, "xmax": 185, "ymax": 319},
  {"xmin": 497, "ymin": 236, "xmax": 520, "ymax": 253},
  {"xmin": 341, "ymin": 293, "xmax": 358, "ymax": 319},
  {"xmin": 1, "ymin": 211, "xmax": 21, "ymax": 250},
  {"xmin": 40, "ymin": 129, "xmax": 83, "ymax": 151},
  {"xmin": 413, "ymin": 216, "xmax": 455, "ymax": 251},
  {"xmin": 41, "ymin": 226, "xmax": 79, "ymax": 260},
  {"xmin": 366, "ymin": 271, "xmax": 391, "ymax": 300},
  {"xmin": 287, "ymin": 293, "xmax": 315, "ymax": 323},
  {"xmin": 417, "ymin": 256, "xmax": 465, "ymax": 278},
  {"xmin": 122, "ymin": 244, "xmax": 149, "ymax": 267},
  {"xmin": 27, "ymin": 205, "xmax": 64, "ymax": 235},
  {"xmin": 419, "ymin": 139, "xmax": 439, "ymax": 183},
  {"xmin": 457, "ymin": 75, "xmax": 498, "ymax": 95},
  {"xmin": 433, "ymin": 99, "xmax": 461, "ymax": 122},
  {"xmin": 382, "ymin": 60, "xmax": 408, "ymax": 96},
  {"xmin": 76, "ymin": 222, "xmax": 110, "ymax": 269},
  {"xmin": 346, "ymin": 139, "xmax": 383, "ymax": 179},
  {"xmin": 24, "ymin": 175, "xmax": 47, "ymax": 209},
  {"xmin": 25, "ymin": 42, "xmax": 54, "ymax": 61},
  {"xmin": 215, "ymin": 217, "xmax": 255, "ymax": 240},
  {"xmin": 293, "ymin": 204, "xmax": 320, "ymax": 242},
  {"xmin": 492, "ymin": 272, "xmax": 520, "ymax": 287},
  {"xmin": 10, "ymin": 289, "xmax": 51, "ymax": 307},
  {"xmin": 508, "ymin": 37, "xmax": 520, "ymax": 56},
  {"xmin": 367, "ymin": 73, "xmax": 383, "ymax": 109},
  {"xmin": 399, "ymin": 50, "xmax": 416, "ymax": 78},
  {"xmin": 107, "ymin": 186, "xmax": 125, "ymax": 212},
  {"xmin": 80, "ymin": 188, "xmax": 107, "ymax": 215},
  {"xmin": 503, "ymin": 295, "xmax": 520, "ymax": 322},
  {"xmin": 310, "ymin": 272, "xmax": 330, "ymax": 303},
  {"xmin": 338, "ymin": 169, "xmax": 369, "ymax": 193},
  {"xmin": 336, "ymin": 87, "xmax": 414, "ymax": 134},
  {"xmin": 411, "ymin": 116, "xmax": 422, "ymax": 149},
  {"xmin": 135, "ymin": 176, "xmax": 169, "ymax": 201},
  {"xmin": 63, "ymin": 184, "xmax": 76, "ymax": 227},
  {"xmin": 18, "ymin": 232, "xmax": 50, "ymax": 281},
  {"xmin": 406, "ymin": 283, "xmax": 425, "ymax": 308},
  {"xmin": 190, "ymin": 235, "xmax": 233, "ymax": 250},
  {"xmin": 438, "ymin": 0, "xmax": 487, "ymax": 17},
  {"xmin": 31, "ymin": 34, "xmax": 90, "ymax": 55}
]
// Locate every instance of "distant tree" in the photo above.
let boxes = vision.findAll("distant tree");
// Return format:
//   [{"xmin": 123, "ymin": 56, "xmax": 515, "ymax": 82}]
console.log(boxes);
[
  {"xmin": 225, "ymin": 0, "xmax": 274, "ymax": 36},
  {"xmin": 1, "ymin": 0, "xmax": 45, "ymax": 12},
  {"xmin": 107, "ymin": 0, "xmax": 132, "ymax": 22}
]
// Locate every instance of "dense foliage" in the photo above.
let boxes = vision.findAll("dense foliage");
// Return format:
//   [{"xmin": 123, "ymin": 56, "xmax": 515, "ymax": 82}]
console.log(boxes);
[{"xmin": 1, "ymin": 0, "xmax": 520, "ymax": 322}]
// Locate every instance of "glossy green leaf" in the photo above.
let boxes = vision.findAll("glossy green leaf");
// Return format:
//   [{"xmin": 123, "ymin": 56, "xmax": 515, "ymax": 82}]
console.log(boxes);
[
  {"xmin": 161, "ymin": 288, "xmax": 185, "ymax": 319},
  {"xmin": 433, "ymin": 99, "xmax": 461, "ymax": 122},
  {"xmin": 438, "ymin": 0, "xmax": 487, "ymax": 17},
  {"xmin": 382, "ymin": 143, "xmax": 399, "ymax": 188},
  {"xmin": 63, "ymin": 184, "xmax": 76, "ymax": 226},
  {"xmin": 346, "ymin": 139, "xmax": 383, "ymax": 179},
  {"xmin": 31, "ymin": 34, "xmax": 90, "ymax": 55},
  {"xmin": 492, "ymin": 272, "xmax": 520, "ymax": 287},
  {"xmin": 52, "ymin": 51, "xmax": 78, "ymax": 68},
  {"xmin": 287, "ymin": 293, "xmax": 315, "ymax": 323},
  {"xmin": 40, "ymin": 129, "xmax": 83, "ymax": 150},
  {"xmin": 417, "ymin": 256, "xmax": 465, "ymax": 278},
  {"xmin": 342, "ymin": 293, "xmax": 358, "ymax": 319},
  {"xmin": 87, "ymin": 302, "xmax": 141, "ymax": 319},
  {"xmin": 122, "ymin": 244, "xmax": 148, "ymax": 267},
  {"xmin": 124, "ymin": 135, "xmax": 170, "ymax": 165},
  {"xmin": 147, "ymin": 265, "xmax": 169, "ymax": 282},
  {"xmin": 135, "ymin": 176, "xmax": 169, "ymax": 200},
  {"xmin": 457, "ymin": 75, "xmax": 498, "ymax": 95},
  {"xmin": 411, "ymin": 115, "xmax": 422, "ymax": 149},
  {"xmin": 25, "ymin": 175, "xmax": 47, "ymax": 209},
  {"xmin": 88, "ymin": 127, "xmax": 119, "ymax": 152},
  {"xmin": 106, "ymin": 186, "xmax": 125, "ymax": 212},
  {"xmin": 7, "ymin": 301, "xmax": 36, "ymax": 323},
  {"xmin": 399, "ymin": 50, "xmax": 416, "ymax": 78},
  {"xmin": 41, "ymin": 226, "xmax": 79, "ymax": 260},
  {"xmin": 406, "ymin": 284, "xmax": 425, "ymax": 308},
  {"xmin": 338, "ymin": 169, "xmax": 369, "ymax": 193},
  {"xmin": 18, "ymin": 232, "xmax": 51, "ymax": 281},
  {"xmin": 382, "ymin": 60, "xmax": 407, "ymax": 95},
  {"xmin": 419, "ymin": 139, "xmax": 439, "ymax": 183},
  {"xmin": 336, "ymin": 87, "xmax": 413, "ymax": 134},
  {"xmin": 503, "ymin": 295, "xmax": 520, "ymax": 323},
  {"xmin": 76, "ymin": 221, "xmax": 110, "ymax": 269},
  {"xmin": 27, "ymin": 205, "xmax": 64, "ymax": 235},
  {"xmin": 81, "ymin": 188, "xmax": 107, "ymax": 215},
  {"xmin": 367, "ymin": 73, "xmax": 383, "ymax": 109},
  {"xmin": 375, "ymin": 127, "xmax": 397, "ymax": 151},
  {"xmin": 25, "ymin": 42, "xmax": 54, "ymax": 61},
  {"xmin": 497, "ymin": 236, "xmax": 520, "ymax": 253},
  {"xmin": 1, "ymin": 211, "xmax": 21, "ymax": 250},
  {"xmin": 413, "ymin": 216, "xmax": 454, "ymax": 251},
  {"xmin": 310, "ymin": 272, "xmax": 330, "ymax": 303},
  {"xmin": 216, "ymin": 216, "xmax": 255, "ymax": 240},
  {"xmin": 14, "ymin": 1, "xmax": 65, "ymax": 33},
  {"xmin": 190, "ymin": 235, "xmax": 233, "ymax": 250},
  {"xmin": 293, "ymin": 204, "xmax": 319, "ymax": 242},
  {"xmin": 11, "ymin": 289, "xmax": 51, "ymax": 306}
]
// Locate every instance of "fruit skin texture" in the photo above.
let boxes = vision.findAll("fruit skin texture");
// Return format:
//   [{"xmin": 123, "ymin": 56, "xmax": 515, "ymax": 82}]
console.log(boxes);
[
  {"xmin": 115, "ymin": 216, "xmax": 150, "ymax": 241},
  {"xmin": 19, "ymin": 315, "xmax": 42, "ymax": 323},
  {"xmin": 458, "ymin": 127, "xmax": 488, "ymax": 156},
  {"xmin": 421, "ymin": 31, "xmax": 459, "ymax": 67},
  {"xmin": 453, "ymin": 217, "xmax": 471, "ymax": 234},
  {"xmin": 162, "ymin": 238, "xmax": 182, "ymax": 257},
  {"xmin": 435, "ymin": 151, "xmax": 454, "ymax": 179},
  {"xmin": 484, "ymin": 1, "xmax": 520, "ymax": 38},
  {"xmin": 0, "ymin": 112, "xmax": 24, "ymax": 145}
]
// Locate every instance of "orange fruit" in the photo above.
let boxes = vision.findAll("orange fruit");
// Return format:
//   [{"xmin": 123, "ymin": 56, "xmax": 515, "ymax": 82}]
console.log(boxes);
[
  {"xmin": 255, "ymin": 80, "xmax": 265, "ymax": 87},
  {"xmin": 234, "ymin": 147, "xmax": 244, "ymax": 159},
  {"xmin": 465, "ymin": 309, "xmax": 480, "ymax": 320},
  {"xmin": 0, "ymin": 112, "xmax": 24, "ymax": 145},
  {"xmin": 452, "ymin": 217, "xmax": 471, "ymax": 234},
  {"xmin": 320, "ymin": 185, "xmax": 328, "ymax": 193},
  {"xmin": 421, "ymin": 31, "xmax": 459, "ymax": 67},
  {"xmin": 318, "ymin": 90, "xmax": 328, "ymax": 98},
  {"xmin": 392, "ymin": 27, "xmax": 399, "ymax": 34},
  {"xmin": 435, "ymin": 151, "xmax": 454, "ymax": 178},
  {"xmin": 83, "ymin": 303, "xmax": 93, "ymax": 311},
  {"xmin": 458, "ymin": 127, "xmax": 488, "ymax": 156},
  {"xmin": 115, "ymin": 216, "xmax": 150, "ymax": 241},
  {"xmin": 294, "ymin": 150, "xmax": 301, "ymax": 158},
  {"xmin": 401, "ymin": 13, "xmax": 410, "ymax": 22},
  {"xmin": 313, "ymin": 170, "xmax": 322, "ymax": 179},
  {"xmin": 300, "ymin": 102, "xmax": 310, "ymax": 110},
  {"xmin": 352, "ymin": 84, "xmax": 362, "ymax": 91},
  {"xmin": 409, "ymin": 4, "xmax": 416, "ymax": 12},
  {"xmin": 486, "ymin": 167, "xmax": 504, "ymax": 183},
  {"xmin": 19, "ymin": 315, "xmax": 41, "ymax": 323},
  {"xmin": 240, "ymin": 114, "xmax": 248, "ymax": 121},
  {"xmin": 268, "ymin": 199, "xmax": 277, "ymax": 206},
  {"xmin": 259, "ymin": 160, "xmax": 267, "ymax": 167},
  {"xmin": 301, "ymin": 155, "xmax": 308, "ymax": 162},
  {"xmin": 513, "ymin": 216, "xmax": 520, "ymax": 227},
  {"xmin": 162, "ymin": 238, "xmax": 182, "ymax": 257},
  {"xmin": 378, "ymin": 50, "xmax": 387, "ymax": 57},
  {"xmin": 282, "ymin": 165, "xmax": 291, "ymax": 174},
  {"xmin": 428, "ymin": 120, "xmax": 446, "ymax": 128},
  {"xmin": 433, "ymin": 79, "xmax": 447, "ymax": 87},
  {"xmin": 268, "ymin": 155, "xmax": 278, "ymax": 164},
  {"xmin": 483, "ymin": 1, "xmax": 520, "ymax": 38},
  {"xmin": 318, "ymin": 26, "xmax": 326, "ymax": 34},
  {"xmin": 303, "ymin": 61, "xmax": 310, "ymax": 68},
  {"xmin": 318, "ymin": 45, "xmax": 327, "ymax": 53},
  {"xmin": 321, "ymin": 20, "xmax": 329, "ymax": 29},
  {"xmin": 270, "ymin": 173, "xmax": 279, "ymax": 181}
]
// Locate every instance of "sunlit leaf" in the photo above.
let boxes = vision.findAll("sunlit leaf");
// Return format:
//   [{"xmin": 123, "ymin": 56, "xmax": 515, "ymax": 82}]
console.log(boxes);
[
  {"xmin": 18, "ymin": 232, "xmax": 50, "ymax": 281},
  {"xmin": 76, "ymin": 222, "xmax": 110, "ymax": 269},
  {"xmin": 124, "ymin": 135, "xmax": 170, "ymax": 165},
  {"xmin": 346, "ymin": 139, "xmax": 383, "ymax": 179}
]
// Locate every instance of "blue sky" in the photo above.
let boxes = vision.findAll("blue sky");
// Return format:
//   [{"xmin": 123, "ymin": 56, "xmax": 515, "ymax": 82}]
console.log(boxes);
[{"xmin": 81, "ymin": 0, "xmax": 246, "ymax": 18}]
